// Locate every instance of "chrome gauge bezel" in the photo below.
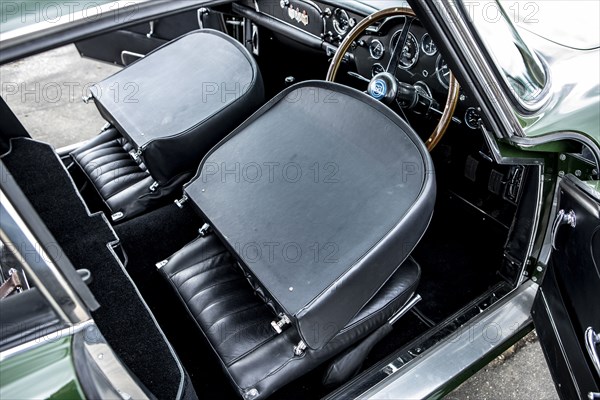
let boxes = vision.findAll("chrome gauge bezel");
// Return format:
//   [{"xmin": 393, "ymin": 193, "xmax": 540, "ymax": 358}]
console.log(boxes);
[
  {"xmin": 435, "ymin": 55, "xmax": 450, "ymax": 89},
  {"xmin": 371, "ymin": 63, "xmax": 385, "ymax": 77},
  {"xmin": 421, "ymin": 33, "xmax": 437, "ymax": 56},
  {"xmin": 369, "ymin": 39, "xmax": 385, "ymax": 60},
  {"xmin": 391, "ymin": 31, "xmax": 419, "ymax": 70},
  {"xmin": 464, "ymin": 107, "xmax": 482, "ymax": 129},
  {"xmin": 332, "ymin": 8, "xmax": 350, "ymax": 35}
]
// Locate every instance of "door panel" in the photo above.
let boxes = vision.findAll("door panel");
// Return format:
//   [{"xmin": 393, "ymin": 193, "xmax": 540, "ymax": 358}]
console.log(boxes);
[
  {"xmin": 74, "ymin": 8, "xmax": 226, "ymax": 66},
  {"xmin": 533, "ymin": 174, "xmax": 600, "ymax": 399}
]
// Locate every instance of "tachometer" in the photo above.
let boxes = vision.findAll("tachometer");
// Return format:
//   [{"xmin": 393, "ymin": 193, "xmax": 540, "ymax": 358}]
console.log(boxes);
[
  {"xmin": 369, "ymin": 40, "xmax": 385, "ymax": 60},
  {"xmin": 421, "ymin": 33, "xmax": 437, "ymax": 56},
  {"xmin": 435, "ymin": 55, "xmax": 450, "ymax": 88},
  {"xmin": 391, "ymin": 31, "xmax": 419, "ymax": 70}
]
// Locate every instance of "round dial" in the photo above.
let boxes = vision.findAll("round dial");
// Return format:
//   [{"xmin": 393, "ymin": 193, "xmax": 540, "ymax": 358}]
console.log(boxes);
[
  {"xmin": 369, "ymin": 40, "xmax": 385, "ymax": 60},
  {"xmin": 465, "ymin": 107, "xmax": 482, "ymax": 129},
  {"xmin": 435, "ymin": 55, "xmax": 450, "ymax": 88},
  {"xmin": 332, "ymin": 9, "xmax": 350, "ymax": 35},
  {"xmin": 391, "ymin": 31, "xmax": 419, "ymax": 70},
  {"xmin": 371, "ymin": 63, "xmax": 385, "ymax": 77},
  {"xmin": 421, "ymin": 33, "xmax": 437, "ymax": 56}
]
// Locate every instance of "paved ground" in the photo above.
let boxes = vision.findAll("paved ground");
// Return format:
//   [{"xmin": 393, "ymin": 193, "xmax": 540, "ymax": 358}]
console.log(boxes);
[{"xmin": 0, "ymin": 44, "xmax": 560, "ymax": 400}]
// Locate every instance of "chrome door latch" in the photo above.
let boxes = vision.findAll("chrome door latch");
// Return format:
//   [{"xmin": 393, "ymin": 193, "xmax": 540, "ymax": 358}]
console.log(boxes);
[
  {"xmin": 551, "ymin": 209, "xmax": 576, "ymax": 250},
  {"xmin": 585, "ymin": 327, "xmax": 600, "ymax": 377}
]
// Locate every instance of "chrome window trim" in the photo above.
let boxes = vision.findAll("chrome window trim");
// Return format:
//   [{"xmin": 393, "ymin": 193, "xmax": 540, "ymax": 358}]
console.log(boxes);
[{"xmin": 421, "ymin": 0, "xmax": 525, "ymax": 138}]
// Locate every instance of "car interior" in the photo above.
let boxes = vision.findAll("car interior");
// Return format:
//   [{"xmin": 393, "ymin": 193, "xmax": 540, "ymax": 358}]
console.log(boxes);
[{"xmin": 0, "ymin": 2, "xmax": 563, "ymax": 399}]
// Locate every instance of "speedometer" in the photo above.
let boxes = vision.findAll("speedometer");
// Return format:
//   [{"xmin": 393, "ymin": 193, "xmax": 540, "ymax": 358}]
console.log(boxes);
[{"xmin": 391, "ymin": 31, "xmax": 419, "ymax": 70}]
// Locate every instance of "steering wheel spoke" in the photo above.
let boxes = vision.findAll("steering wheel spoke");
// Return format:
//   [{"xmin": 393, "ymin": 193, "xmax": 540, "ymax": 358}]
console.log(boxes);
[
  {"xmin": 386, "ymin": 16, "xmax": 415, "ymax": 77},
  {"xmin": 326, "ymin": 7, "xmax": 460, "ymax": 151}
]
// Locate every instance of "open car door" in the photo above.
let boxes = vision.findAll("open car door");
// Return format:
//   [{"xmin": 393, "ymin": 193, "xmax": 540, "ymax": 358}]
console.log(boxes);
[
  {"xmin": 74, "ymin": 7, "xmax": 228, "ymax": 66},
  {"xmin": 533, "ymin": 174, "xmax": 600, "ymax": 399}
]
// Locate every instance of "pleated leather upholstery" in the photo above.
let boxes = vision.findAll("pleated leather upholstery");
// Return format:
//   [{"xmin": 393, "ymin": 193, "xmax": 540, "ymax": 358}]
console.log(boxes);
[{"xmin": 160, "ymin": 234, "xmax": 420, "ymax": 399}]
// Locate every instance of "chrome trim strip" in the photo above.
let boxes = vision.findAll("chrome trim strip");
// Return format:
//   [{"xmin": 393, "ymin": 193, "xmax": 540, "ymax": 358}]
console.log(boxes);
[
  {"xmin": 0, "ymin": 319, "xmax": 94, "ymax": 362},
  {"xmin": 361, "ymin": 280, "xmax": 537, "ymax": 399}
]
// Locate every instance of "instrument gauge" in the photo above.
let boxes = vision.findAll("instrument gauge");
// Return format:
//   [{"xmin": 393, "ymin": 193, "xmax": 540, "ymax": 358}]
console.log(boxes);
[
  {"xmin": 333, "ymin": 9, "xmax": 350, "ymax": 35},
  {"xmin": 465, "ymin": 107, "xmax": 482, "ymax": 129},
  {"xmin": 421, "ymin": 33, "xmax": 437, "ymax": 56},
  {"xmin": 435, "ymin": 55, "xmax": 450, "ymax": 88},
  {"xmin": 369, "ymin": 40, "xmax": 385, "ymax": 60},
  {"xmin": 371, "ymin": 63, "xmax": 385, "ymax": 77},
  {"xmin": 391, "ymin": 31, "xmax": 419, "ymax": 70}
]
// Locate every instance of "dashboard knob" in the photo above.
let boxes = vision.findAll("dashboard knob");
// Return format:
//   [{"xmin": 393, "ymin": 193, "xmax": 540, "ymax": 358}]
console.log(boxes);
[{"xmin": 322, "ymin": 8, "xmax": 332, "ymax": 18}]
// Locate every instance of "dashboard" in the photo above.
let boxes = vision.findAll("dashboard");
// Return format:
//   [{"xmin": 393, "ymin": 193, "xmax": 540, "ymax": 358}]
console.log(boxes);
[{"xmin": 234, "ymin": 0, "xmax": 483, "ymax": 130}]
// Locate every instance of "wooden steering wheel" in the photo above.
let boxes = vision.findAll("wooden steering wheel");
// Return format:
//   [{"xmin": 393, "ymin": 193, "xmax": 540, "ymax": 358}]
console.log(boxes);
[{"xmin": 326, "ymin": 7, "xmax": 460, "ymax": 151}]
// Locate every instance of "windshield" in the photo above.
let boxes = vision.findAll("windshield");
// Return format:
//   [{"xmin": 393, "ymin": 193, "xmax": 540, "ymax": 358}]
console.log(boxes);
[
  {"xmin": 0, "ymin": 0, "xmax": 114, "ymax": 34},
  {"xmin": 464, "ymin": 0, "xmax": 548, "ymax": 110},
  {"xmin": 500, "ymin": 0, "xmax": 600, "ymax": 50}
]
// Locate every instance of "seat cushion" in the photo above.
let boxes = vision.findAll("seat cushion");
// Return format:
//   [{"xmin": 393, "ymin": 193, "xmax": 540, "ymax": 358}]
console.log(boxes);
[
  {"xmin": 184, "ymin": 81, "xmax": 435, "ymax": 351},
  {"xmin": 159, "ymin": 234, "xmax": 420, "ymax": 399},
  {"xmin": 90, "ymin": 29, "xmax": 264, "ymax": 185}
]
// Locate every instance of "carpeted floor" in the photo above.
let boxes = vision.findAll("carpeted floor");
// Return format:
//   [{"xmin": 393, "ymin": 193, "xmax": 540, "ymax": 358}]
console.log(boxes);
[{"xmin": 1, "ymin": 139, "xmax": 185, "ymax": 400}]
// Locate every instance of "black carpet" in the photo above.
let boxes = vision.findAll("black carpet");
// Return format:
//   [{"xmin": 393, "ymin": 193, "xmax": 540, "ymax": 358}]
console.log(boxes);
[
  {"xmin": 412, "ymin": 193, "xmax": 507, "ymax": 322},
  {"xmin": 112, "ymin": 203, "xmax": 239, "ymax": 399},
  {"xmin": 1, "ymin": 139, "xmax": 183, "ymax": 400}
]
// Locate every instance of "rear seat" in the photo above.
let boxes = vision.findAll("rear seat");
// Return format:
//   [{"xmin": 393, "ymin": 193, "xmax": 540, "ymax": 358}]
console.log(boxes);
[{"xmin": 72, "ymin": 29, "xmax": 264, "ymax": 221}]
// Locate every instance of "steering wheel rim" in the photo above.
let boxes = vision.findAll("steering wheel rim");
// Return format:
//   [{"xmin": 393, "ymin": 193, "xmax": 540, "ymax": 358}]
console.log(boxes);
[{"xmin": 326, "ymin": 7, "xmax": 460, "ymax": 151}]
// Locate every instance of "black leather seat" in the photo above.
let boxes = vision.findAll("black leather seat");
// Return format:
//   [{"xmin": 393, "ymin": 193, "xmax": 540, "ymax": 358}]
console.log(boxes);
[
  {"xmin": 71, "ymin": 128, "xmax": 154, "ymax": 218},
  {"xmin": 159, "ymin": 82, "xmax": 435, "ymax": 398},
  {"xmin": 72, "ymin": 29, "xmax": 264, "ymax": 221},
  {"xmin": 159, "ymin": 234, "xmax": 420, "ymax": 399}
]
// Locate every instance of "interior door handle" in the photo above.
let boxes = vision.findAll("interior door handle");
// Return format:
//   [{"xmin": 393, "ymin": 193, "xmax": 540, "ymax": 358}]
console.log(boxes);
[
  {"xmin": 585, "ymin": 327, "xmax": 600, "ymax": 377},
  {"xmin": 551, "ymin": 209, "xmax": 576, "ymax": 250}
]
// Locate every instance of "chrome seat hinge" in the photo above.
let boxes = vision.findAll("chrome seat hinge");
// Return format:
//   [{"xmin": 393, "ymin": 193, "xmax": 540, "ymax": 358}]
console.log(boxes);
[
  {"xmin": 129, "ymin": 148, "xmax": 143, "ymax": 163},
  {"xmin": 111, "ymin": 212, "xmax": 124, "ymax": 221},
  {"xmin": 174, "ymin": 195, "xmax": 189, "ymax": 208},
  {"xmin": 149, "ymin": 181, "xmax": 159, "ymax": 192},
  {"xmin": 82, "ymin": 94, "xmax": 94, "ymax": 104},
  {"xmin": 293, "ymin": 340, "xmax": 307, "ymax": 356},
  {"xmin": 270, "ymin": 314, "xmax": 291, "ymax": 334},
  {"xmin": 155, "ymin": 259, "xmax": 168, "ymax": 269},
  {"xmin": 198, "ymin": 223, "xmax": 212, "ymax": 237},
  {"xmin": 101, "ymin": 122, "xmax": 111, "ymax": 131}
]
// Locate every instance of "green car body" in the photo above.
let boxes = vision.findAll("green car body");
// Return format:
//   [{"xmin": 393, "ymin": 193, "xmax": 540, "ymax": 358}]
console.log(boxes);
[{"xmin": 0, "ymin": 0, "xmax": 598, "ymax": 399}]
